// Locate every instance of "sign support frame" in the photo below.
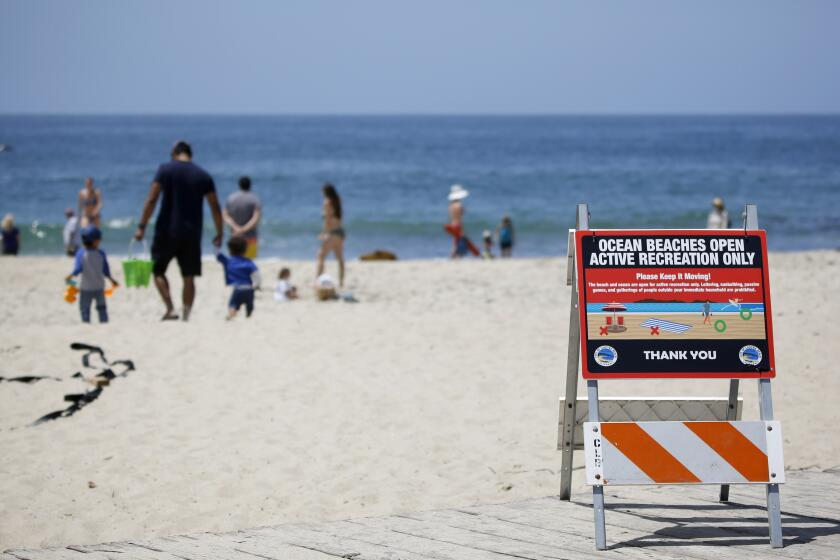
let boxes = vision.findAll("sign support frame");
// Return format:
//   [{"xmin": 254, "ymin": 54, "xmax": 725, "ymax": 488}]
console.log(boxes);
[
  {"xmin": 720, "ymin": 204, "xmax": 759, "ymax": 502},
  {"xmin": 562, "ymin": 204, "xmax": 783, "ymax": 550},
  {"xmin": 558, "ymin": 204, "xmax": 589, "ymax": 501}
]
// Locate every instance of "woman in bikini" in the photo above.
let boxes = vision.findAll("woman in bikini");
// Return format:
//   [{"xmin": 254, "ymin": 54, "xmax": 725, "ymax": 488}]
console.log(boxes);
[
  {"xmin": 316, "ymin": 183, "xmax": 345, "ymax": 288},
  {"xmin": 78, "ymin": 177, "xmax": 103, "ymax": 227}
]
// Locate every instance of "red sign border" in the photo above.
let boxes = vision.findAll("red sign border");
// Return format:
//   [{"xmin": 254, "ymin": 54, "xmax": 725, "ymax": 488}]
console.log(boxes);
[{"xmin": 575, "ymin": 229, "xmax": 776, "ymax": 380}]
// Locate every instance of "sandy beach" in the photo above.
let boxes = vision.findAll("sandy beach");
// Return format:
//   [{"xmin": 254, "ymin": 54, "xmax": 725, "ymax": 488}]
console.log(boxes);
[{"xmin": 1, "ymin": 251, "xmax": 838, "ymax": 549}]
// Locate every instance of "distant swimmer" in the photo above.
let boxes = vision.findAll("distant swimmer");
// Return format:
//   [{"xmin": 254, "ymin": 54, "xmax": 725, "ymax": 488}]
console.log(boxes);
[
  {"xmin": 78, "ymin": 177, "xmax": 103, "ymax": 227},
  {"xmin": 0, "ymin": 144, "xmax": 11, "ymax": 152}
]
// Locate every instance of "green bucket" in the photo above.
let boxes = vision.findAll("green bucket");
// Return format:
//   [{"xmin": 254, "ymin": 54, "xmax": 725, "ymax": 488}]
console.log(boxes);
[{"xmin": 122, "ymin": 240, "xmax": 153, "ymax": 288}]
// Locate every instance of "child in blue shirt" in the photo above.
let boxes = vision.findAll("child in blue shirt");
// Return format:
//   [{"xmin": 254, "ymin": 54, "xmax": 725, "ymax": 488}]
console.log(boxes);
[
  {"xmin": 65, "ymin": 226, "xmax": 119, "ymax": 323},
  {"xmin": 497, "ymin": 215, "xmax": 514, "ymax": 258},
  {"xmin": 216, "ymin": 236, "xmax": 260, "ymax": 319}
]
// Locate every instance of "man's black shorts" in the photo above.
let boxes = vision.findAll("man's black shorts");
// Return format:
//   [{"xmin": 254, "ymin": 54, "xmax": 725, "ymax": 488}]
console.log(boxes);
[{"xmin": 151, "ymin": 236, "xmax": 202, "ymax": 277}]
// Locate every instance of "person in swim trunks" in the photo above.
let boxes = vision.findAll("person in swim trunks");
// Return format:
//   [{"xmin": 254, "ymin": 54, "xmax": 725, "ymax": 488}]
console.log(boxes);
[
  {"xmin": 316, "ymin": 183, "xmax": 346, "ymax": 288},
  {"xmin": 78, "ymin": 177, "xmax": 103, "ymax": 227},
  {"xmin": 134, "ymin": 141, "xmax": 223, "ymax": 321}
]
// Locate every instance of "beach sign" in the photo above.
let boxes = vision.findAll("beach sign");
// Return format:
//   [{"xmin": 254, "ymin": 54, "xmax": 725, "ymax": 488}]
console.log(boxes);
[
  {"xmin": 575, "ymin": 230, "xmax": 775, "ymax": 379},
  {"xmin": 560, "ymin": 206, "xmax": 784, "ymax": 550}
]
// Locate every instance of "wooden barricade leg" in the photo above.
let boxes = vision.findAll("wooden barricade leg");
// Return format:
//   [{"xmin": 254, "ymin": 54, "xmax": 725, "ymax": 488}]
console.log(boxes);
[
  {"xmin": 559, "ymin": 204, "xmax": 589, "ymax": 500},
  {"xmin": 558, "ymin": 269, "xmax": 581, "ymax": 500},
  {"xmin": 719, "ymin": 378, "xmax": 739, "ymax": 502},
  {"xmin": 587, "ymin": 379, "xmax": 607, "ymax": 550}
]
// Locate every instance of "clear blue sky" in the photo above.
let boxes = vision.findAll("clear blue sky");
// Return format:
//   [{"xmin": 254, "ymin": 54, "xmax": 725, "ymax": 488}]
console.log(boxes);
[{"xmin": 1, "ymin": 0, "xmax": 838, "ymax": 114}]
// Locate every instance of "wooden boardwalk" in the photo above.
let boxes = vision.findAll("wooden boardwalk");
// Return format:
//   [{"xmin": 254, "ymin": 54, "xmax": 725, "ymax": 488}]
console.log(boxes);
[{"xmin": 4, "ymin": 469, "xmax": 839, "ymax": 560}]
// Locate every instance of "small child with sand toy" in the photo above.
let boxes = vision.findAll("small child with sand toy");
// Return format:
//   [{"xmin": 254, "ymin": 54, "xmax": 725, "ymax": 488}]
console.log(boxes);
[{"xmin": 65, "ymin": 226, "xmax": 119, "ymax": 323}]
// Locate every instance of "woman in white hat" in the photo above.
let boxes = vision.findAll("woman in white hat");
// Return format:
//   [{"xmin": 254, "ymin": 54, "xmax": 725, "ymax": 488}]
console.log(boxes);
[{"xmin": 444, "ymin": 185, "xmax": 478, "ymax": 258}]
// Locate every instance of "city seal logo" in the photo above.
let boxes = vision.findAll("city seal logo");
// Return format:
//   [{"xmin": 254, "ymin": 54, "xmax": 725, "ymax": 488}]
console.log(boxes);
[
  {"xmin": 738, "ymin": 345, "xmax": 763, "ymax": 366},
  {"xmin": 594, "ymin": 345, "xmax": 618, "ymax": 367}
]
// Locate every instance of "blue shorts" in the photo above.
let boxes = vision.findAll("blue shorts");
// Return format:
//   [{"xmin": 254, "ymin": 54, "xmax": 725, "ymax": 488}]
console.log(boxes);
[
  {"xmin": 228, "ymin": 288, "xmax": 254, "ymax": 316},
  {"xmin": 455, "ymin": 237, "xmax": 469, "ymax": 256}
]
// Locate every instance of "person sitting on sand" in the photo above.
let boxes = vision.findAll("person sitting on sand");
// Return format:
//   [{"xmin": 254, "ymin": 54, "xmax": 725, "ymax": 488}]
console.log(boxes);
[
  {"xmin": 315, "ymin": 273, "xmax": 338, "ymax": 301},
  {"xmin": 65, "ymin": 226, "xmax": 119, "ymax": 323},
  {"xmin": 63, "ymin": 208, "xmax": 81, "ymax": 256},
  {"xmin": 707, "ymin": 197, "xmax": 731, "ymax": 229},
  {"xmin": 216, "ymin": 236, "xmax": 260, "ymax": 320},
  {"xmin": 1, "ymin": 213, "xmax": 20, "ymax": 256},
  {"xmin": 274, "ymin": 267, "xmax": 298, "ymax": 301},
  {"xmin": 316, "ymin": 183, "xmax": 346, "ymax": 288},
  {"xmin": 496, "ymin": 215, "xmax": 514, "ymax": 257},
  {"xmin": 482, "ymin": 230, "xmax": 494, "ymax": 259},
  {"xmin": 78, "ymin": 177, "xmax": 103, "ymax": 227}
]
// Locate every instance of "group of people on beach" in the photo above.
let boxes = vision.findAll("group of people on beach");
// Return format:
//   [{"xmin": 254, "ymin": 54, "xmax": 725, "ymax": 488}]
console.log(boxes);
[
  {"xmin": 445, "ymin": 184, "xmax": 515, "ymax": 260},
  {"xmin": 52, "ymin": 140, "xmax": 343, "ymax": 323},
  {"xmin": 129, "ymin": 141, "xmax": 343, "ymax": 321},
  {"xmin": 1, "ymin": 137, "xmax": 737, "ymax": 325},
  {"xmin": 43, "ymin": 140, "xmax": 526, "ymax": 324}
]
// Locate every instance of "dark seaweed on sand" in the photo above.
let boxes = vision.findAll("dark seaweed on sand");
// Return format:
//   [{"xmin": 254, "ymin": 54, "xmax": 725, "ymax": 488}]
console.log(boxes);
[
  {"xmin": 70, "ymin": 342, "xmax": 108, "ymax": 368},
  {"xmin": 28, "ymin": 343, "xmax": 136, "ymax": 426},
  {"xmin": 0, "ymin": 375, "xmax": 61, "ymax": 384}
]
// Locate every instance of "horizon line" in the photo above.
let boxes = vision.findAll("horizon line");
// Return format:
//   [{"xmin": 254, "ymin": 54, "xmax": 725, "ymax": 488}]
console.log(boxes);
[{"xmin": 2, "ymin": 111, "xmax": 840, "ymax": 118}]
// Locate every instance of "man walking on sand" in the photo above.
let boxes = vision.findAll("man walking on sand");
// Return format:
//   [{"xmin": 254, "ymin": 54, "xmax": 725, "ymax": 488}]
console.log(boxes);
[
  {"xmin": 223, "ymin": 176, "xmax": 262, "ymax": 259},
  {"xmin": 134, "ymin": 141, "xmax": 223, "ymax": 321}
]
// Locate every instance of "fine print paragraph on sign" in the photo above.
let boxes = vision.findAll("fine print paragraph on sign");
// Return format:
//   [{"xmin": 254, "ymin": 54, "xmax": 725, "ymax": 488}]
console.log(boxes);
[{"xmin": 575, "ymin": 230, "xmax": 776, "ymax": 379}]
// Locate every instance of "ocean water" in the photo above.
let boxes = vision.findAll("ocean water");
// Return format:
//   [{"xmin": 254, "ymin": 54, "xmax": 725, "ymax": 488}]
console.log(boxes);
[{"xmin": 1, "ymin": 115, "xmax": 839, "ymax": 258}]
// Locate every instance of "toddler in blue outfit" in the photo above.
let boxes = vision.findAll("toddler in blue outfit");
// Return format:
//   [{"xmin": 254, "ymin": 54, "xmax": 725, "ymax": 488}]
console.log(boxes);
[
  {"xmin": 216, "ymin": 236, "xmax": 260, "ymax": 319},
  {"xmin": 65, "ymin": 226, "xmax": 119, "ymax": 323}
]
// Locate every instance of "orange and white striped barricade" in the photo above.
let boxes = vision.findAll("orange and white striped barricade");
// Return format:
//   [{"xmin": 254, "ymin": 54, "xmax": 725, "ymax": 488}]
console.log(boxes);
[
  {"xmin": 559, "ymin": 204, "xmax": 784, "ymax": 550},
  {"xmin": 584, "ymin": 420, "xmax": 784, "ymax": 486}
]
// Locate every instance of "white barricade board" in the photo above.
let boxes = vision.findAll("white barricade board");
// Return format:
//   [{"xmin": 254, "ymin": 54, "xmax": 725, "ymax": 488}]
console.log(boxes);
[{"xmin": 584, "ymin": 420, "xmax": 784, "ymax": 485}]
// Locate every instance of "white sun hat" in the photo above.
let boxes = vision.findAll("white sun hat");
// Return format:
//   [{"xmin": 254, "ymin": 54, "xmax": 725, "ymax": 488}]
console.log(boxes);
[
  {"xmin": 448, "ymin": 184, "xmax": 469, "ymax": 201},
  {"xmin": 316, "ymin": 273, "xmax": 336, "ymax": 289}
]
